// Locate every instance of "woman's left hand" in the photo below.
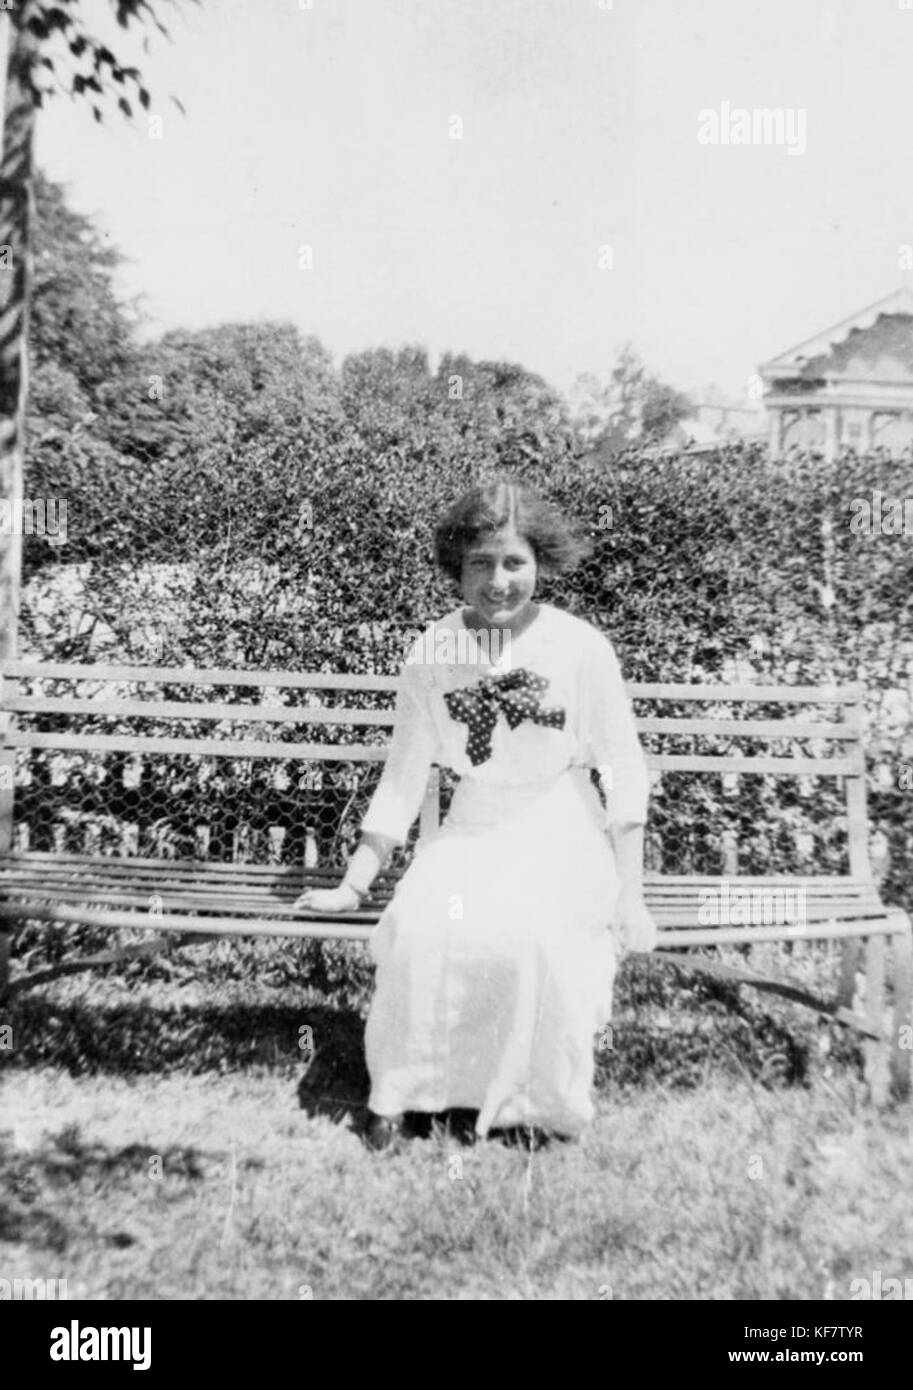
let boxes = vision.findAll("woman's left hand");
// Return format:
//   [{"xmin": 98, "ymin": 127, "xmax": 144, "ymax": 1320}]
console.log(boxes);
[{"xmin": 614, "ymin": 884, "xmax": 658, "ymax": 955}]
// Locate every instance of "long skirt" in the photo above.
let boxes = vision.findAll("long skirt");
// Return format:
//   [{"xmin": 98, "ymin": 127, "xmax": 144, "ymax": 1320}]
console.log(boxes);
[{"xmin": 365, "ymin": 766, "xmax": 621, "ymax": 1137}]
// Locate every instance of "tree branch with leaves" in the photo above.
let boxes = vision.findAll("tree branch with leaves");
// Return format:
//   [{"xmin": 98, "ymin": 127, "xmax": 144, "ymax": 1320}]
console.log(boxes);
[{"xmin": 0, "ymin": 0, "xmax": 187, "ymax": 663}]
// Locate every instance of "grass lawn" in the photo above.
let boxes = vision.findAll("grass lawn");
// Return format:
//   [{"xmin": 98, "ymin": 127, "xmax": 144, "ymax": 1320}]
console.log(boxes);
[
  {"xmin": 2, "ymin": 939, "xmax": 911, "ymax": 1299},
  {"xmin": 3, "ymin": 1065, "xmax": 912, "ymax": 1301}
]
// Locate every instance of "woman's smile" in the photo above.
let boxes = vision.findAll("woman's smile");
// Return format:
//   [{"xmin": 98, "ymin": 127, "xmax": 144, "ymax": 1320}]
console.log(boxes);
[{"xmin": 460, "ymin": 527, "xmax": 539, "ymax": 633}]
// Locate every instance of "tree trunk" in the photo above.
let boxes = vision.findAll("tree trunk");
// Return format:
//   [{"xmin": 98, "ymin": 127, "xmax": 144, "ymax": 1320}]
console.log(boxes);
[{"xmin": 0, "ymin": 8, "xmax": 38, "ymax": 666}]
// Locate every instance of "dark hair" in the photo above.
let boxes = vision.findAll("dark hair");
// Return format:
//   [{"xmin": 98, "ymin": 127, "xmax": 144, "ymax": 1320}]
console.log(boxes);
[{"xmin": 433, "ymin": 478, "xmax": 591, "ymax": 584}]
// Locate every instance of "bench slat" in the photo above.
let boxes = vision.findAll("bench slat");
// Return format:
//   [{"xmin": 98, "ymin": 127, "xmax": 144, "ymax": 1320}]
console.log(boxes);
[
  {"xmin": 1, "ymin": 888, "xmax": 885, "ymax": 923},
  {"xmin": 4, "ymin": 699, "xmax": 861, "ymax": 741},
  {"xmin": 0, "ymin": 661, "xmax": 401, "ymax": 691},
  {"xmin": 0, "ymin": 888, "xmax": 880, "ymax": 921},
  {"xmin": 0, "ymin": 900, "xmax": 903, "ymax": 943},
  {"xmin": 0, "ymin": 863, "xmax": 880, "ymax": 897},
  {"xmin": 0, "ymin": 900, "xmax": 378, "ymax": 938},
  {"xmin": 647, "ymin": 754, "xmax": 857, "ymax": 774},
  {"xmin": 656, "ymin": 921, "xmax": 905, "ymax": 944},
  {"xmin": 0, "ymin": 876, "xmax": 394, "ymax": 898},
  {"xmin": 630, "ymin": 683, "xmax": 860, "ymax": 702},
  {"xmin": 1, "ymin": 661, "xmax": 861, "ymax": 704},
  {"xmin": 0, "ymin": 863, "xmax": 384, "ymax": 888},
  {"xmin": 0, "ymin": 852, "xmax": 873, "ymax": 887},
  {"xmin": 0, "ymin": 883, "xmax": 390, "ymax": 912},
  {"xmin": 0, "ymin": 850, "xmax": 401, "ymax": 877},
  {"xmin": 0, "ymin": 853, "xmax": 890, "ymax": 923},
  {"xmin": 647, "ymin": 892, "xmax": 884, "ymax": 906},
  {"xmin": 3, "ymin": 731, "xmax": 388, "ymax": 760},
  {"xmin": 643, "ymin": 873, "xmax": 867, "ymax": 886},
  {"xmin": 4, "ymin": 696, "xmax": 395, "ymax": 726},
  {"xmin": 4, "ymin": 730, "xmax": 858, "ymax": 772},
  {"xmin": 0, "ymin": 860, "xmax": 877, "ymax": 899},
  {"xmin": 637, "ymin": 717, "xmax": 859, "ymax": 739}
]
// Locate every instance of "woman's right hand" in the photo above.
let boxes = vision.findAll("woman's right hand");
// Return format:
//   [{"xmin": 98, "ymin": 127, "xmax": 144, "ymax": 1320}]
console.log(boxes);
[
  {"xmin": 614, "ymin": 884, "xmax": 658, "ymax": 956},
  {"xmin": 293, "ymin": 883, "xmax": 362, "ymax": 914}
]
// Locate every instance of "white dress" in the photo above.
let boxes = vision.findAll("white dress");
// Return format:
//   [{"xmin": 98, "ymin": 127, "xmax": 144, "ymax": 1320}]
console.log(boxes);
[{"xmin": 360, "ymin": 602, "xmax": 651, "ymax": 1137}]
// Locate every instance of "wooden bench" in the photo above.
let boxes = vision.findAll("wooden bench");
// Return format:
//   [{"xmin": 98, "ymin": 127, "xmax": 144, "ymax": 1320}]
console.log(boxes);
[{"xmin": 1, "ymin": 659, "xmax": 910, "ymax": 1100}]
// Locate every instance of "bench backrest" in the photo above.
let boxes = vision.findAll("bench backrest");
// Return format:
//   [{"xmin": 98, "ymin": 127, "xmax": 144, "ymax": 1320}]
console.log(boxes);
[{"xmin": 0, "ymin": 661, "xmax": 871, "ymax": 878}]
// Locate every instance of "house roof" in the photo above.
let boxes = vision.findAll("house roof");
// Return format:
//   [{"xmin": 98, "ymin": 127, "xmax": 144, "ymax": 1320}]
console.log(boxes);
[{"xmin": 760, "ymin": 288, "xmax": 913, "ymax": 378}]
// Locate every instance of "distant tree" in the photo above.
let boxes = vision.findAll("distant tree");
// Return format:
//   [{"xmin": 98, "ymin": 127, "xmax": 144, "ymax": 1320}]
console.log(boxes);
[
  {"xmin": 335, "ymin": 346, "xmax": 578, "ymax": 521},
  {"xmin": 0, "ymin": 0, "xmax": 181, "ymax": 662},
  {"xmin": 565, "ymin": 371, "xmax": 608, "ymax": 446},
  {"xmin": 605, "ymin": 344, "xmax": 647, "ymax": 448},
  {"xmin": 640, "ymin": 377, "xmax": 695, "ymax": 442},
  {"xmin": 25, "ymin": 168, "xmax": 140, "ymax": 478},
  {"xmin": 102, "ymin": 320, "xmax": 341, "ymax": 460},
  {"xmin": 24, "ymin": 173, "xmax": 147, "ymax": 589},
  {"xmin": 340, "ymin": 345, "xmax": 436, "ymax": 450},
  {"xmin": 568, "ymin": 345, "xmax": 693, "ymax": 453},
  {"xmin": 31, "ymin": 171, "xmax": 137, "ymax": 395},
  {"xmin": 438, "ymin": 355, "xmax": 576, "ymax": 474}
]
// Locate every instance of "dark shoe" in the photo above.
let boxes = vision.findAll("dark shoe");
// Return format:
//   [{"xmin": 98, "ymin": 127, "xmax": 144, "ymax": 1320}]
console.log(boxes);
[
  {"xmin": 492, "ymin": 1124, "xmax": 556, "ymax": 1151},
  {"xmin": 430, "ymin": 1109, "xmax": 479, "ymax": 1146},
  {"xmin": 364, "ymin": 1112, "xmax": 406, "ymax": 1152}
]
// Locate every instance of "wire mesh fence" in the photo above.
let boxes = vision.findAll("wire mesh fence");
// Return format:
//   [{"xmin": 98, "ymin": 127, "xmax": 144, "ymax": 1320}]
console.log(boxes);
[
  {"xmin": 4, "ymin": 666, "xmax": 864, "ymax": 888},
  {"xmin": 14, "ymin": 435, "xmax": 913, "ymax": 914}
]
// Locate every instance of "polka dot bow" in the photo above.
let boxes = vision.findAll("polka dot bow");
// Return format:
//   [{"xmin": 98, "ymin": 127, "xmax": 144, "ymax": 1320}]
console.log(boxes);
[{"xmin": 443, "ymin": 667, "xmax": 566, "ymax": 767}]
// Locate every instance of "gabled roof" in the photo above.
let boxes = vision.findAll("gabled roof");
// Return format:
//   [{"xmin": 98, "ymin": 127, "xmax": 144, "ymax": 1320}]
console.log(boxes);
[{"xmin": 760, "ymin": 288, "xmax": 913, "ymax": 377}]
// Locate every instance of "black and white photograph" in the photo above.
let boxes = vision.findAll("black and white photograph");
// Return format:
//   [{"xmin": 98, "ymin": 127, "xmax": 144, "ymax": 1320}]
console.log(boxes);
[{"xmin": 1, "ymin": 0, "xmax": 912, "ymax": 1329}]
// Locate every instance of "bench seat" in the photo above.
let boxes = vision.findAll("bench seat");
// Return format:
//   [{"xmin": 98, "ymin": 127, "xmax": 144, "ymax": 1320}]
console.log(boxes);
[
  {"xmin": 1, "ymin": 661, "xmax": 911, "ymax": 1102},
  {"xmin": 0, "ymin": 849, "xmax": 906, "ymax": 944}
]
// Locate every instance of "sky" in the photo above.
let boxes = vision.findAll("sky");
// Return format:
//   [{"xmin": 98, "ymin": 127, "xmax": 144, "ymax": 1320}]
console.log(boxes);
[{"xmin": 30, "ymin": 0, "xmax": 913, "ymax": 404}]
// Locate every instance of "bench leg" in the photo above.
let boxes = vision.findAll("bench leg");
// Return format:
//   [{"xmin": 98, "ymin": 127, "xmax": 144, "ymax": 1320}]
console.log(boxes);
[
  {"xmin": 0, "ymin": 926, "xmax": 10, "ymax": 1000},
  {"xmin": 864, "ymin": 934, "xmax": 888, "ymax": 1106},
  {"xmin": 889, "ymin": 915, "xmax": 913, "ymax": 1102},
  {"xmin": 838, "ymin": 937, "xmax": 862, "ymax": 1011}
]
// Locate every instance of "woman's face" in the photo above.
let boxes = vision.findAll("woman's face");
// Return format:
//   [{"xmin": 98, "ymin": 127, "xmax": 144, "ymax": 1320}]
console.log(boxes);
[{"xmin": 460, "ymin": 527, "xmax": 538, "ymax": 628}]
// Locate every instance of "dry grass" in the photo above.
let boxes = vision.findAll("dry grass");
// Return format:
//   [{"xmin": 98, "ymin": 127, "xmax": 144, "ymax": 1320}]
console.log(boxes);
[
  {"xmin": 2, "ymin": 1066, "xmax": 912, "ymax": 1301},
  {"xmin": 2, "ymin": 935, "xmax": 908, "ymax": 1300}
]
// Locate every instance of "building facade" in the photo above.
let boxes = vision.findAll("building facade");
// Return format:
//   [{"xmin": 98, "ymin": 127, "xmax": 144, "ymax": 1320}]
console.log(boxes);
[{"xmin": 760, "ymin": 288, "xmax": 913, "ymax": 460}]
